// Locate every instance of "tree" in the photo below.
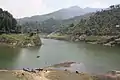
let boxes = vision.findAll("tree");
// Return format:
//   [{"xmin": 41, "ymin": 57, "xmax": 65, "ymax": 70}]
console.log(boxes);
[
  {"xmin": 65, "ymin": 4, "xmax": 120, "ymax": 36},
  {"xmin": 110, "ymin": 5, "xmax": 115, "ymax": 9},
  {"xmin": 115, "ymin": 4, "xmax": 120, "ymax": 8},
  {"xmin": 69, "ymin": 23, "xmax": 74, "ymax": 27},
  {"xmin": 0, "ymin": 8, "xmax": 17, "ymax": 33}
]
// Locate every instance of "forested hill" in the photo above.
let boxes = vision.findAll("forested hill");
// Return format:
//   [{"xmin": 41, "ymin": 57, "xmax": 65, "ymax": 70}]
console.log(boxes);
[
  {"xmin": 0, "ymin": 8, "xmax": 19, "ymax": 33},
  {"xmin": 61, "ymin": 4, "xmax": 120, "ymax": 36},
  {"xmin": 18, "ymin": 6, "xmax": 102, "ymax": 33},
  {"xmin": 20, "ymin": 13, "xmax": 93, "ymax": 33}
]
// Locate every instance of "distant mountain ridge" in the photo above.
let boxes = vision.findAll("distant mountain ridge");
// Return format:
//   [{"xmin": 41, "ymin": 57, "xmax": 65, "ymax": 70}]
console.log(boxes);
[{"xmin": 18, "ymin": 6, "xmax": 102, "ymax": 24}]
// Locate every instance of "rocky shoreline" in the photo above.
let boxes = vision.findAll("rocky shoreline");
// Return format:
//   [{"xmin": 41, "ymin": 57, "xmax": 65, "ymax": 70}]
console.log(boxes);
[
  {"xmin": 44, "ymin": 33, "xmax": 120, "ymax": 47},
  {"xmin": 72, "ymin": 34, "xmax": 120, "ymax": 47}
]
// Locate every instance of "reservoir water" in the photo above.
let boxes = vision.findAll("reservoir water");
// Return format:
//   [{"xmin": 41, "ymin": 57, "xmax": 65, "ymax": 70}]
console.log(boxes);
[{"xmin": 0, "ymin": 38, "xmax": 120, "ymax": 74}]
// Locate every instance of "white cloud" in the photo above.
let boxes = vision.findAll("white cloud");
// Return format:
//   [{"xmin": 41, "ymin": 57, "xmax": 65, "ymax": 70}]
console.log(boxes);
[
  {"xmin": 85, "ymin": 0, "xmax": 109, "ymax": 8},
  {"xmin": 0, "ymin": 0, "xmax": 52, "ymax": 18}
]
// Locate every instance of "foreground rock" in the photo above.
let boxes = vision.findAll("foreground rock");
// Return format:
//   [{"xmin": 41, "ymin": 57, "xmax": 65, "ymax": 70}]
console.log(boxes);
[
  {"xmin": 0, "ymin": 34, "xmax": 42, "ymax": 47},
  {"xmin": 0, "ymin": 69, "xmax": 93, "ymax": 80},
  {"xmin": 1, "ymin": 62, "xmax": 120, "ymax": 80},
  {"xmin": 1, "ymin": 69, "xmax": 120, "ymax": 80}
]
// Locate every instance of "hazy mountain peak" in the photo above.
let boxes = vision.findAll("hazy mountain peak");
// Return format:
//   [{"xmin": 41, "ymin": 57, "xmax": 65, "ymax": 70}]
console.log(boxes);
[
  {"xmin": 83, "ymin": 7, "xmax": 102, "ymax": 12},
  {"xmin": 18, "ymin": 6, "xmax": 102, "ymax": 24},
  {"xmin": 84, "ymin": 7, "xmax": 91, "ymax": 9},
  {"xmin": 69, "ymin": 6, "xmax": 81, "ymax": 9}
]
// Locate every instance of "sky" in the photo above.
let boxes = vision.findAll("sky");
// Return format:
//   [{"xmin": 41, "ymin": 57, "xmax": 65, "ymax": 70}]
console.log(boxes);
[{"xmin": 0, "ymin": 0, "xmax": 119, "ymax": 18}]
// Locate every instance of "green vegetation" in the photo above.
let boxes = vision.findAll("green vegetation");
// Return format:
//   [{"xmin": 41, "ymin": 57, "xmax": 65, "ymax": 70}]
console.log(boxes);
[
  {"xmin": 0, "ymin": 8, "xmax": 41, "ymax": 47},
  {"xmin": 18, "ymin": 7, "xmax": 98, "ymax": 34},
  {"xmin": 0, "ymin": 34, "xmax": 42, "ymax": 47},
  {"xmin": 66, "ymin": 4, "xmax": 120, "ymax": 36},
  {"xmin": 0, "ymin": 8, "xmax": 20, "ymax": 33},
  {"xmin": 19, "ymin": 13, "xmax": 93, "ymax": 34},
  {"xmin": 17, "ymin": 4, "xmax": 120, "ymax": 46},
  {"xmin": 45, "ymin": 4, "xmax": 120, "ymax": 46}
]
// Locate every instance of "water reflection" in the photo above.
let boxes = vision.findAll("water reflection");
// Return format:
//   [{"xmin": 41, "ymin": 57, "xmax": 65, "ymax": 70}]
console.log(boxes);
[
  {"xmin": 76, "ymin": 42, "xmax": 120, "ymax": 74},
  {"xmin": 0, "ymin": 45, "xmax": 20, "ymax": 69},
  {"xmin": 0, "ymin": 45, "xmax": 42, "ymax": 69},
  {"xmin": 13, "ymin": 46, "xmax": 41, "ymax": 69}
]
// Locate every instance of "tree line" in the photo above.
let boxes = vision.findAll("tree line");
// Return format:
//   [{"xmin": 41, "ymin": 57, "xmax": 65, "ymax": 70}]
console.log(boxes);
[{"xmin": 0, "ymin": 8, "xmax": 20, "ymax": 34}]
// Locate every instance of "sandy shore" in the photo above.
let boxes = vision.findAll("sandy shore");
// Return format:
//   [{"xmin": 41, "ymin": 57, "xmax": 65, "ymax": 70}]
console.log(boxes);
[
  {"xmin": 0, "ymin": 62, "xmax": 120, "ymax": 80},
  {"xmin": 1, "ymin": 69, "xmax": 120, "ymax": 80},
  {"xmin": 0, "ymin": 69, "xmax": 94, "ymax": 80}
]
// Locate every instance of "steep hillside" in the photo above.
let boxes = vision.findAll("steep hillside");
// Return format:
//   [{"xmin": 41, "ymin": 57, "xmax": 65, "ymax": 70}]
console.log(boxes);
[
  {"xmin": 68, "ymin": 4, "xmax": 120, "ymax": 36},
  {"xmin": 48, "ymin": 4, "xmax": 120, "ymax": 46},
  {"xmin": 61, "ymin": 13, "xmax": 94, "ymax": 26}
]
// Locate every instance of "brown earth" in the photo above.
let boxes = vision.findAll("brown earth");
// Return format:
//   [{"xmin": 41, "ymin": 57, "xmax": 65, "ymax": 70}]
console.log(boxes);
[
  {"xmin": 0, "ymin": 69, "xmax": 120, "ymax": 80},
  {"xmin": 0, "ymin": 69, "xmax": 93, "ymax": 80}
]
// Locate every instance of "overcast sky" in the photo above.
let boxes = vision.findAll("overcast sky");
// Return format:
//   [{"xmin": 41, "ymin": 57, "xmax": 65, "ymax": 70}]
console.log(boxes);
[{"xmin": 0, "ymin": 0, "xmax": 119, "ymax": 18}]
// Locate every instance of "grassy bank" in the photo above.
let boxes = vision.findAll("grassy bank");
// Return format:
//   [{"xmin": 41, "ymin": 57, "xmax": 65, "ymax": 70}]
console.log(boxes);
[{"xmin": 0, "ymin": 34, "xmax": 42, "ymax": 47}]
